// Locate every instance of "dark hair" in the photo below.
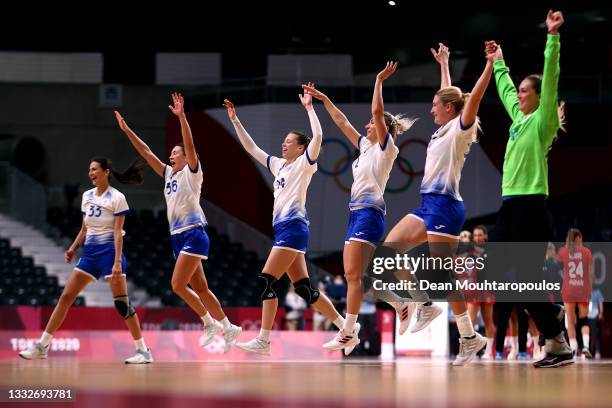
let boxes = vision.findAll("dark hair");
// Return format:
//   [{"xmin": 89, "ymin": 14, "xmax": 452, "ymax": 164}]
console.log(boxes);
[
  {"xmin": 473, "ymin": 225, "xmax": 488, "ymax": 235},
  {"xmin": 525, "ymin": 74, "xmax": 566, "ymax": 132},
  {"xmin": 90, "ymin": 157, "xmax": 147, "ymax": 185},
  {"xmin": 289, "ymin": 130, "xmax": 311, "ymax": 153},
  {"xmin": 525, "ymin": 74, "xmax": 543, "ymax": 94},
  {"xmin": 566, "ymin": 228, "xmax": 582, "ymax": 256}
]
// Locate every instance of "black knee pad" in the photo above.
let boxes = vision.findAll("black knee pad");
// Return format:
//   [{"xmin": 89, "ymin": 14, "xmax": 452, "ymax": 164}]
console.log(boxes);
[
  {"xmin": 258, "ymin": 273, "xmax": 278, "ymax": 301},
  {"xmin": 113, "ymin": 295, "xmax": 136, "ymax": 320},
  {"xmin": 293, "ymin": 278, "xmax": 320, "ymax": 305},
  {"xmin": 577, "ymin": 317, "xmax": 589, "ymax": 329}
]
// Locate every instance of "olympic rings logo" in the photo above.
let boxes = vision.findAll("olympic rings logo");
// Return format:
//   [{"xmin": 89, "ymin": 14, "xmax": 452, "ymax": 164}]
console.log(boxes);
[{"xmin": 317, "ymin": 137, "xmax": 427, "ymax": 194}]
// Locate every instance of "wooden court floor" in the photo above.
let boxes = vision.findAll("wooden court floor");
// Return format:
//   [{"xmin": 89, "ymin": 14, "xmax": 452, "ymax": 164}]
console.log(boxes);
[{"xmin": 2, "ymin": 358, "xmax": 611, "ymax": 408}]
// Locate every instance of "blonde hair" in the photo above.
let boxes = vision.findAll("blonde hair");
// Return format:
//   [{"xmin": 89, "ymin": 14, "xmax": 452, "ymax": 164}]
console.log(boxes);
[
  {"xmin": 436, "ymin": 86, "xmax": 468, "ymax": 113},
  {"xmin": 557, "ymin": 101, "xmax": 566, "ymax": 132},
  {"xmin": 436, "ymin": 86, "xmax": 481, "ymax": 145},
  {"xmin": 383, "ymin": 112, "xmax": 418, "ymax": 138}
]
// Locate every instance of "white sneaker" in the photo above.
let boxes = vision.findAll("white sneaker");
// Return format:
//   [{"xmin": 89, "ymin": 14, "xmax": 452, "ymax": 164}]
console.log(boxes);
[
  {"xmin": 410, "ymin": 303, "xmax": 443, "ymax": 333},
  {"xmin": 452, "ymin": 333, "xmax": 487, "ymax": 366},
  {"xmin": 223, "ymin": 324, "xmax": 242, "ymax": 353},
  {"xmin": 507, "ymin": 349, "xmax": 518, "ymax": 360},
  {"xmin": 480, "ymin": 351, "xmax": 492, "ymax": 360},
  {"xmin": 236, "ymin": 337, "xmax": 271, "ymax": 356},
  {"xmin": 344, "ymin": 323, "xmax": 361, "ymax": 356},
  {"xmin": 19, "ymin": 342, "xmax": 49, "ymax": 360},
  {"xmin": 323, "ymin": 327, "xmax": 360, "ymax": 351},
  {"xmin": 533, "ymin": 347, "xmax": 545, "ymax": 361},
  {"xmin": 199, "ymin": 320, "xmax": 223, "ymax": 348},
  {"xmin": 125, "ymin": 349, "xmax": 153, "ymax": 364},
  {"xmin": 396, "ymin": 303, "xmax": 415, "ymax": 335}
]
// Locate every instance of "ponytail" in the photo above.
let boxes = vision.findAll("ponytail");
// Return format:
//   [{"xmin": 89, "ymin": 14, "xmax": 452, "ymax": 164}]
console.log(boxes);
[
  {"xmin": 91, "ymin": 157, "xmax": 147, "ymax": 185},
  {"xmin": 566, "ymin": 228, "xmax": 582, "ymax": 256},
  {"xmin": 383, "ymin": 112, "xmax": 418, "ymax": 138}
]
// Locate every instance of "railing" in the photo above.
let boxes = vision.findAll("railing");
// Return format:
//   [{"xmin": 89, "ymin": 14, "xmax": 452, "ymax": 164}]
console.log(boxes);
[{"xmin": 0, "ymin": 162, "xmax": 47, "ymax": 230}]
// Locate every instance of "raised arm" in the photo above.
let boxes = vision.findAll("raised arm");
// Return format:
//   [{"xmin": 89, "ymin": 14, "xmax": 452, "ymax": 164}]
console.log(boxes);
[
  {"xmin": 431, "ymin": 43, "xmax": 451, "ymax": 89},
  {"xmin": 223, "ymin": 99, "xmax": 269, "ymax": 166},
  {"xmin": 461, "ymin": 45, "xmax": 495, "ymax": 127},
  {"xmin": 487, "ymin": 41, "xmax": 521, "ymax": 122},
  {"xmin": 299, "ymin": 82, "xmax": 322, "ymax": 162},
  {"xmin": 65, "ymin": 218, "xmax": 87, "ymax": 263},
  {"xmin": 114, "ymin": 111, "xmax": 165, "ymax": 177},
  {"xmin": 169, "ymin": 92, "xmax": 198, "ymax": 171},
  {"xmin": 302, "ymin": 84, "xmax": 360, "ymax": 148},
  {"xmin": 539, "ymin": 10, "xmax": 563, "ymax": 137},
  {"xmin": 372, "ymin": 61, "xmax": 397, "ymax": 146}
]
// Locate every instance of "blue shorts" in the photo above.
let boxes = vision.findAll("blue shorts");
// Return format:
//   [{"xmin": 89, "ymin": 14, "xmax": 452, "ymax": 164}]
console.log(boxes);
[
  {"xmin": 273, "ymin": 219, "xmax": 309, "ymax": 254},
  {"xmin": 410, "ymin": 193, "xmax": 465, "ymax": 238},
  {"xmin": 171, "ymin": 226, "xmax": 210, "ymax": 259},
  {"xmin": 344, "ymin": 208, "xmax": 385, "ymax": 245},
  {"xmin": 75, "ymin": 243, "xmax": 127, "ymax": 281}
]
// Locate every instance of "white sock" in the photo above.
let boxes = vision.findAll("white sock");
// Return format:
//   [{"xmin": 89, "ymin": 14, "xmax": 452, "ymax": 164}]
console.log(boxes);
[
  {"xmin": 344, "ymin": 314, "xmax": 358, "ymax": 333},
  {"xmin": 570, "ymin": 338, "xmax": 578, "ymax": 351},
  {"xmin": 39, "ymin": 332, "xmax": 53, "ymax": 347},
  {"xmin": 258, "ymin": 329, "xmax": 271, "ymax": 342},
  {"xmin": 510, "ymin": 336, "xmax": 518, "ymax": 353},
  {"xmin": 333, "ymin": 316, "xmax": 345, "ymax": 330},
  {"xmin": 485, "ymin": 337, "xmax": 494, "ymax": 355},
  {"xmin": 220, "ymin": 317, "xmax": 231, "ymax": 330},
  {"xmin": 454, "ymin": 312, "xmax": 475, "ymax": 338},
  {"xmin": 134, "ymin": 338, "xmax": 147, "ymax": 352},
  {"xmin": 583, "ymin": 334, "xmax": 590, "ymax": 349},
  {"xmin": 200, "ymin": 312, "xmax": 214, "ymax": 326}
]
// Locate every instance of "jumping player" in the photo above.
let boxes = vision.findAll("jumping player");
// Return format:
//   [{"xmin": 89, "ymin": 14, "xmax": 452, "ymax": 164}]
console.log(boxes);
[
  {"xmin": 115, "ymin": 93, "xmax": 242, "ymax": 353},
  {"xmin": 223, "ymin": 87, "xmax": 346, "ymax": 355},
  {"xmin": 381, "ymin": 42, "xmax": 495, "ymax": 366},
  {"xmin": 302, "ymin": 62, "xmax": 417, "ymax": 354}
]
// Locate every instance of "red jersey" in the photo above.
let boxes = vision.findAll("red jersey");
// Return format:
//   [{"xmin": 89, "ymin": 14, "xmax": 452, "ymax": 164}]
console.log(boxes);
[{"xmin": 557, "ymin": 245, "xmax": 593, "ymax": 303}]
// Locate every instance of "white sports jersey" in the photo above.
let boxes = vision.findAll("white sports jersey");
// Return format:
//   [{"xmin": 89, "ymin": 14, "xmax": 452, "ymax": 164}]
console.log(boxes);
[
  {"xmin": 80, "ymin": 186, "xmax": 129, "ymax": 245},
  {"xmin": 350, "ymin": 134, "xmax": 399, "ymax": 214},
  {"xmin": 267, "ymin": 152, "xmax": 317, "ymax": 226},
  {"xmin": 164, "ymin": 162, "xmax": 207, "ymax": 235},
  {"xmin": 420, "ymin": 115, "xmax": 477, "ymax": 201}
]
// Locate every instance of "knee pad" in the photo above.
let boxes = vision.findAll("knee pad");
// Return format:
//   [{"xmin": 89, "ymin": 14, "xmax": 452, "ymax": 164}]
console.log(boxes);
[
  {"xmin": 113, "ymin": 295, "xmax": 136, "ymax": 320},
  {"xmin": 258, "ymin": 273, "xmax": 278, "ymax": 301},
  {"xmin": 293, "ymin": 278, "xmax": 320, "ymax": 305},
  {"xmin": 577, "ymin": 317, "xmax": 589, "ymax": 329}
]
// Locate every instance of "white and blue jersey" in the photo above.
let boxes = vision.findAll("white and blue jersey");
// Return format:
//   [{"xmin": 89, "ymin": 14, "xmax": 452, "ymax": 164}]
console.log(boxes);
[
  {"xmin": 411, "ymin": 115, "xmax": 477, "ymax": 238},
  {"xmin": 420, "ymin": 115, "xmax": 477, "ymax": 201},
  {"xmin": 75, "ymin": 186, "xmax": 129, "ymax": 280},
  {"xmin": 164, "ymin": 161, "xmax": 210, "ymax": 259},
  {"xmin": 164, "ymin": 161, "xmax": 208, "ymax": 235},
  {"xmin": 267, "ymin": 152, "xmax": 317, "ymax": 227},
  {"xmin": 267, "ymin": 152, "xmax": 317, "ymax": 253},
  {"xmin": 350, "ymin": 134, "xmax": 399, "ymax": 215},
  {"xmin": 344, "ymin": 134, "xmax": 397, "ymax": 245}
]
